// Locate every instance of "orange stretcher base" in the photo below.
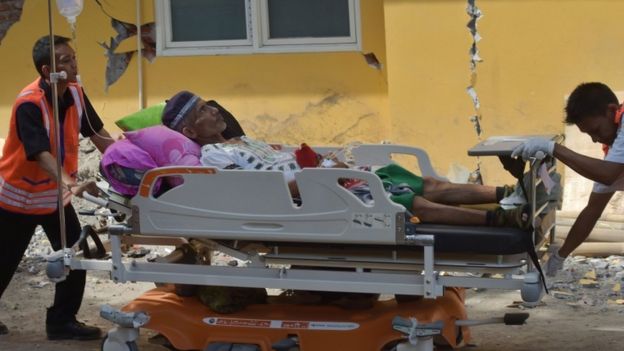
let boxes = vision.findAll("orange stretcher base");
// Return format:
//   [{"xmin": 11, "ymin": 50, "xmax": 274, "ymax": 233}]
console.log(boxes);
[{"xmin": 122, "ymin": 286, "xmax": 471, "ymax": 351}]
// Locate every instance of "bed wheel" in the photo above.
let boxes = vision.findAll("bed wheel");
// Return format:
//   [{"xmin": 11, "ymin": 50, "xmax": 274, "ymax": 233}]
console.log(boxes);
[
  {"xmin": 380, "ymin": 340, "xmax": 435, "ymax": 351},
  {"xmin": 101, "ymin": 334, "xmax": 139, "ymax": 351},
  {"xmin": 520, "ymin": 272, "xmax": 544, "ymax": 304}
]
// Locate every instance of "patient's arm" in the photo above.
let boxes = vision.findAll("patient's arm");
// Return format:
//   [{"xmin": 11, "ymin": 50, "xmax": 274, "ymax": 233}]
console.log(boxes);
[
  {"xmin": 287, "ymin": 160, "xmax": 351, "ymax": 198},
  {"xmin": 329, "ymin": 160, "xmax": 350, "ymax": 168},
  {"xmin": 90, "ymin": 127, "xmax": 115, "ymax": 153},
  {"xmin": 319, "ymin": 155, "xmax": 349, "ymax": 169},
  {"xmin": 287, "ymin": 180, "xmax": 300, "ymax": 198}
]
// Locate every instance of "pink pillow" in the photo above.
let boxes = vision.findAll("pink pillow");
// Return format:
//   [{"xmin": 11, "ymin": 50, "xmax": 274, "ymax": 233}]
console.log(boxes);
[
  {"xmin": 124, "ymin": 125, "xmax": 201, "ymax": 167},
  {"xmin": 101, "ymin": 139, "xmax": 160, "ymax": 196}
]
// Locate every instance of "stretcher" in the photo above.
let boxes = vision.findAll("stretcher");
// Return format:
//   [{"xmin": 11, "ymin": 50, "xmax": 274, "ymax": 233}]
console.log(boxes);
[{"xmin": 54, "ymin": 137, "xmax": 559, "ymax": 351}]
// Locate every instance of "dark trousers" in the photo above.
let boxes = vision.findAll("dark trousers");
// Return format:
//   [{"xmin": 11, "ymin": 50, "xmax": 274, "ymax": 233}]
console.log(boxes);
[{"xmin": 0, "ymin": 204, "xmax": 85, "ymax": 324}]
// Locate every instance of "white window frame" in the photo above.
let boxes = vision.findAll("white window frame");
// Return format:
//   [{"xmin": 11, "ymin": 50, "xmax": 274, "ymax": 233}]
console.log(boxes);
[{"xmin": 155, "ymin": 0, "xmax": 361, "ymax": 56}]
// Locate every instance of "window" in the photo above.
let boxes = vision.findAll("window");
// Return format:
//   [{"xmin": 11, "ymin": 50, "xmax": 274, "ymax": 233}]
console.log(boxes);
[{"xmin": 155, "ymin": 0, "xmax": 361, "ymax": 56}]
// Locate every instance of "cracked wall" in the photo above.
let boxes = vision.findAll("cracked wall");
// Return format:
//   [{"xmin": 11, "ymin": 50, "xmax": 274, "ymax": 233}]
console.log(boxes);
[
  {"xmin": 0, "ymin": 0, "xmax": 23, "ymax": 45},
  {"xmin": 243, "ymin": 92, "xmax": 385, "ymax": 146}
]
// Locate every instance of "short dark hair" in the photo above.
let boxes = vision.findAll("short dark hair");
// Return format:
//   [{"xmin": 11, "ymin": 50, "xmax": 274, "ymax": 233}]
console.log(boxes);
[
  {"xmin": 565, "ymin": 82, "xmax": 619, "ymax": 125},
  {"xmin": 32, "ymin": 35, "xmax": 71, "ymax": 77}
]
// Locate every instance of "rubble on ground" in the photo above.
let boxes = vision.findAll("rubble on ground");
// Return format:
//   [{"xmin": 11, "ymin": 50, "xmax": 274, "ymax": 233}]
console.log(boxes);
[{"xmin": 548, "ymin": 255, "xmax": 624, "ymax": 310}]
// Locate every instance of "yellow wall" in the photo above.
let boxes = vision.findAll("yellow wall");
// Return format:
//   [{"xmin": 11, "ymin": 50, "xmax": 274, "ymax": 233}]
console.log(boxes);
[
  {"xmin": 2, "ymin": 0, "xmax": 624, "ymax": 184},
  {"xmin": 0, "ymin": 0, "xmax": 389, "ymax": 145},
  {"xmin": 384, "ymin": 0, "xmax": 624, "ymax": 183}
]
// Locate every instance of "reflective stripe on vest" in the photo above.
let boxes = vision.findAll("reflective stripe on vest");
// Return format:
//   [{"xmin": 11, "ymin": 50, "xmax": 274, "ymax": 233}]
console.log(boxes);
[
  {"xmin": 68, "ymin": 85, "xmax": 83, "ymax": 132},
  {"xmin": 0, "ymin": 176, "xmax": 71, "ymax": 211},
  {"xmin": 40, "ymin": 99, "xmax": 51, "ymax": 138}
]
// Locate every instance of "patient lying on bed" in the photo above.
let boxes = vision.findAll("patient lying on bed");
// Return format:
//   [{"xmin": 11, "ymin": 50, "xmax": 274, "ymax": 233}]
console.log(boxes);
[{"xmin": 158, "ymin": 90, "xmax": 531, "ymax": 229}]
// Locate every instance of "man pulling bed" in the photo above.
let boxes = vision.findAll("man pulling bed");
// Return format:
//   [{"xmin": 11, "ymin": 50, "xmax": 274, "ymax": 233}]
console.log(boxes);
[{"xmin": 102, "ymin": 90, "xmax": 534, "ymax": 230}]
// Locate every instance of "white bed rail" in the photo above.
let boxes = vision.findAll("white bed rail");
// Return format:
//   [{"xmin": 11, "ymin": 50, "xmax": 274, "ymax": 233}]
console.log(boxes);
[{"xmin": 130, "ymin": 166, "xmax": 406, "ymax": 245}]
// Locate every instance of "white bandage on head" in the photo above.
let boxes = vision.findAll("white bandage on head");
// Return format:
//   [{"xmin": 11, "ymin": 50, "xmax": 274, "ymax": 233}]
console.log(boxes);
[
  {"xmin": 169, "ymin": 95, "xmax": 199, "ymax": 130},
  {"xmin": 162, "ymin": 91, "xmax": 201, "ymax": 130}
]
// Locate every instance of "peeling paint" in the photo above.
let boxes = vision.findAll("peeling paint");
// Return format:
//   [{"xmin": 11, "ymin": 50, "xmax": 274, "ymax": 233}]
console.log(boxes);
[
  {"xmin": 0, "ymin": 0, "xmax": 24, "ymax": 46},
  {"xmin": 98, "ymin": 16, "xmax": 156, "ymax": 91},
  {"xmin": 363, "ymin": 53, "xmax": 382, "ymax": 70}
]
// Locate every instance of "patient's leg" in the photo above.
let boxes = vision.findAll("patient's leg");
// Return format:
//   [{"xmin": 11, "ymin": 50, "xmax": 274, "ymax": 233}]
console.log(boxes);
[
  {"xmin": 421, "ymin": 177, "xmax": 498, "ymax": 205},
  {"xmin": 411, "ymin": 196, "xmax": 487, "ymax": 225},
  {"xmin": 412, "ymin": 193, "xmax": 532, "ymax": 229}
]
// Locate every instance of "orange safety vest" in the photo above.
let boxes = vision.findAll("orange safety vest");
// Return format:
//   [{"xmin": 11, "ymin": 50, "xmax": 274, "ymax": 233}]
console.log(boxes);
[
  {"xmin": 0, "ymin": 78, "xmax": 83, "ymax": 214},
  {"xmin": 602, "ymin": 105, "xmax": 624, "ymax": 156}
]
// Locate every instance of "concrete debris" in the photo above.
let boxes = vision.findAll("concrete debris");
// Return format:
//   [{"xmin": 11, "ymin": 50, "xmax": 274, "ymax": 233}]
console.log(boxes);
[
  {"xmin": 589, "ymin": 259, "xmax": 609, "ymax": 270},
  {"xmin": 583, "ymin": 270, "xmax": 596, "ymax": 280},
  {"xmin": 212, "ymin": 252, "xmax": 246, "ymax": 267},
  {"xmin": 126, "ymin": 246, "xmax": 151, "ymax": 258},
  {"xmin": 551, "ymin": 291, "xmax": 575, "ymax": 300},
  {"xmin": 579, "ymin": 279, "xmax": 599, "ymax": 288},
  {"xmin": 29, "ymin": 281, "xmax": 50, "ymax": 289},
  {"xmin": 549, "ymin": 255, "xmax": 624, "ymax": 308}
]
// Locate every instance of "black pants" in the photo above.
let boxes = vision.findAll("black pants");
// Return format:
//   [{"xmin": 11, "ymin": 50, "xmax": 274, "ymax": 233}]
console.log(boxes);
[{"xmin": 0, "ymin": 204, "xmax": 85, "ymax": 325}]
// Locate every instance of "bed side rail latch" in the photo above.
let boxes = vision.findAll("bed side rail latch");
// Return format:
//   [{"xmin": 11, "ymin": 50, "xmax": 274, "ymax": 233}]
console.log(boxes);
[
  {"xmin": 108, "ymin": 224, "xmax": 134, "ymax": 236},
  {"xmin": 403, "ymin": 234, "xmax": 434, "ymax": 247},
  {"xmin": 392, "ymin": 316, "xmax": 443, "ymax": 338},
  {"xmin": 100, "ymin": 304, "xmax": 150, "ymax": 328},
  {"xmin": 402, "ymin": 214, "xmax": 434, "ymax": 247}
]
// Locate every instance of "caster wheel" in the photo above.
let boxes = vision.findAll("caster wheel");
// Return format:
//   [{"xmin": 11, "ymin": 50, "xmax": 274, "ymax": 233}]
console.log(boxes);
[
  {"xmin": 521, "ymin": 272, "xmax": 544, "ymax": 304},
  {"xmin": 101, "ymin": 335, "xmax": 139, "ymax": 351}
]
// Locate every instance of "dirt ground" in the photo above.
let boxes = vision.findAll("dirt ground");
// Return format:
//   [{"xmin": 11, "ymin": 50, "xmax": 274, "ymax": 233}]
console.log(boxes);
[{"xmin": 1, "ymin": 265, "xmax": 623, "ymax": 351}]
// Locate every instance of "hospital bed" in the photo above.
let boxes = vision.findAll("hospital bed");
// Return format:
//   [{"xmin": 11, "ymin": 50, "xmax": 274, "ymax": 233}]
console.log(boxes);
[{"xmin": 53, "ymin": 136, "xmax": 560, "ymax": 351}]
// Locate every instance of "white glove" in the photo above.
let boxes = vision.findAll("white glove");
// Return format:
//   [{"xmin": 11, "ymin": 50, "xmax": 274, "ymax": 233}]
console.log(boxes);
[
  {"xmin": 545, "ymin": 245, "xmax": 565, "ymax": 277},
  {"xmin": 511, "ymin": 138, "xmax": 555, "ymax": 161}
]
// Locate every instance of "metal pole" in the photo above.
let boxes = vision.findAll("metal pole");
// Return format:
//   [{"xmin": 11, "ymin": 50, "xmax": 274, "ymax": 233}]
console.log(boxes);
[
  {"xmin": 136, "ymin": 0, "xmax": 144, "ymax": 110},
  {"xmin": 47, "ymin": 0, "xmax": 68, "ymax": 252}
]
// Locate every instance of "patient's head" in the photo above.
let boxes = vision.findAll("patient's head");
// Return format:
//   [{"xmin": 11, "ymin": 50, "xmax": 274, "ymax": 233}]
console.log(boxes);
[
  {"xmin": 163, "ymin": 90, "xmax": 227, "ymax": 145},
  {"xmin": 565, "ymin": 82, "xmax": 620, "ymax": 146}
]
